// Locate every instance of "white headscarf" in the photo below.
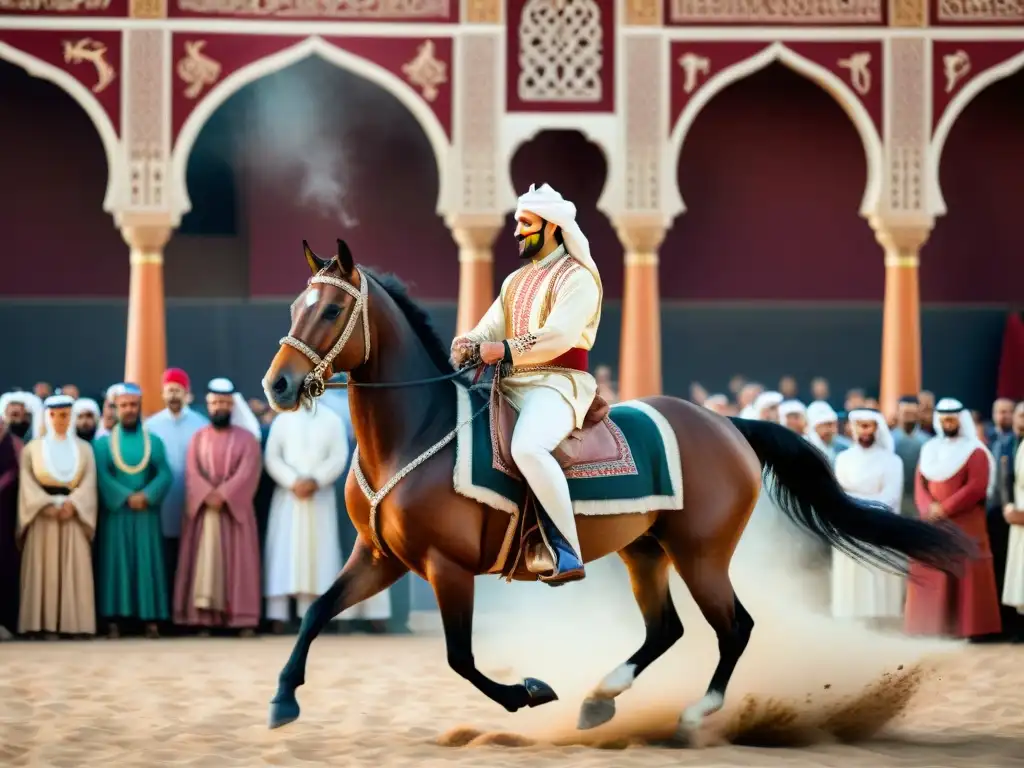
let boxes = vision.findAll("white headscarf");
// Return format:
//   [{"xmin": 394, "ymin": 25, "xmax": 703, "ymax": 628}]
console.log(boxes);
[
  {"xmin": 806, "ymin": 400, "xmax": 838, "ymax": 428},
  {"xmin": 208, "ymin": 378, "xmax": 262, "ymax": 440},
  {"xmin": 703, "ymin": 394, "xmax": 728, "ymax": 410},
  {"xmin": 751, "ymin": 391, "xmax": 783, "ymax": 420},
  {"xmin": 920, "ymin": 397, "xmax": 996, "ymax": 494},
  {"xmin": 514, "ymin": 183, "xmax": 602, "ymax": 294},
  {"xmin": 778, "ymin": 399, "xmax": 807, "ymax": 424},
  {"xmin": 71, "ymin": 398, "xmax": 100, "ymax": 437},
  {"xmin": 1, "ymin": 391, "xmax": 43, "ymax": 439},
  {"xmin": 847, "ymin": 408, "xmax": 894, "ymax": 453},
  {"xmin": 42, "ymin": 395, "xmax": 80, "ymax": 483}
]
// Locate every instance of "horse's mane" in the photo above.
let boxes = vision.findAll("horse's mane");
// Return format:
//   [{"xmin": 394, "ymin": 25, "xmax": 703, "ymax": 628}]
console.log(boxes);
[{"xmin": 362, "ymin": 268, "xmax": 455, "ymax": 374}]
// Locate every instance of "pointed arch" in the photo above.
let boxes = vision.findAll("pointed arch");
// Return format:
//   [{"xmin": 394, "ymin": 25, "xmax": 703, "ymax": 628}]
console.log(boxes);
[
  {"xmin": 169, "ymin": 35, "xmax": 450, "ymax": 224},
  {"xmin": 0, "ymin": 41, "xmax": 121, "ymax": 212},
  {"xmin": 668, "ymin": 42, "xmax": 884, "ymax": 219},
  {"xmin": 930, "ymin": 50, "xmax": 1024, "ymax": 216}
]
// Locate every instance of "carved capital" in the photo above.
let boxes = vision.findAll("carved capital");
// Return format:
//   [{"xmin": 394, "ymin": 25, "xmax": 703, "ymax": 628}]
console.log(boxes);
[
  {"xmin": 120, "ymin": 212, "xmax": 174, "ymax": 257},
  {"xmin": 447, "ymin": 214, "xmax": 503, "ymax": 259},
  {"xmin": 869, "ymin": 216, "xmax": 932, "ymax": 264},
  {"xmin": 614, "ymin": 217, "xmax": 667, "ymax": 259}
]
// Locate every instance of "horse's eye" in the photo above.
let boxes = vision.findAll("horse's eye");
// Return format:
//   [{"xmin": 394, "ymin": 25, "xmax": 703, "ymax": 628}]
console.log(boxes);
[{"xmin": 322, "ymin": 305, "xmax": 341, "ymax": 322}]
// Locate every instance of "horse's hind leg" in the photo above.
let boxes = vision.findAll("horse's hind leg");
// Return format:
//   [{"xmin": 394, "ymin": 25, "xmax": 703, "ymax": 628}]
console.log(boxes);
[
  {"xmin": 662, "ymin": 542, "xmax": 754, "ymax": 742},
  {"xmin": 578, "ymin": 535, "xmax": 683, "ymax": 730},
  {"xmin": 268, "ymin": 538, "xmax": 408, "ymax": 729},
  {"xmin": 425, "ymin": 548, "xmax": 558, "ymax": 713}
]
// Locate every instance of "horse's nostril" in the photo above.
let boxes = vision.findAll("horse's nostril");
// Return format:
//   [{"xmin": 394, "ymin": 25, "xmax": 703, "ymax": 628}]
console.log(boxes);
[{"xmin": 272, "ymin": 375, "xmax": 290, "ymax": 395}]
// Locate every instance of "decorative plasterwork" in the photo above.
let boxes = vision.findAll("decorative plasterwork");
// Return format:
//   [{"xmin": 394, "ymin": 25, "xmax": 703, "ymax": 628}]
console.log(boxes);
[
  {"xmin": 666, "ymin": 0, "xmax": 883, "ymax": 25},
  {"xmin": 123, "ymin": 28, "xmax": 170, "ymax": 214},
  {"xmin": 454, "ymin": 33, "xmax": 500, "ymax": 213},
  {"xmin": 933, "ymin": 0, "xmax": 1024, "ymax": 23},
  {"xmin": 884, "ymin": 37, "xmax": 928, "ymax": 216}
]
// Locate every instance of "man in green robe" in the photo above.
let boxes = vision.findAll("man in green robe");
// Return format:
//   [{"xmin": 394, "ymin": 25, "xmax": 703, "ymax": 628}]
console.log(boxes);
[{"xmin": 93, "ymin": 382, "xmax": 173, "ymax": 638}]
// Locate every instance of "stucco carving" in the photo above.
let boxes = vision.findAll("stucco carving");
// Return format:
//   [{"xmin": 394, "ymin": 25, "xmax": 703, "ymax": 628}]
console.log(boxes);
[
  {"xmin": 456, "ymin": 34, "xmax": 499, "ymax": 211},
  {"xmin": 667, "ymin": 0, "xmax": 882, "ymax": 23},
  {"xmin": 625, "ymin": 0, "xmax": 661, "ymax": 24},
  {"xmin": 62, "ymin": 38, "xmax": 116, "ymax": 94},
  {"xmin": 678, "ymin": 52, "xmax": 711, "ymax": 93},
  {"xmin": 465, "ymin": 0, "xmax": 500, "ymax": 22},
  {"xmin": 402, "ymin": 39, "xmax": 447, "ymax": 102},
  {"xmin": 129, "ymin": 0, "xmax": 165, "ymax": 16},
  {"xmin": 837, "ymin": 51, "xmax": 872, "ymax": 95},
  {"xmin": 517, "ymin": 0, "xmax": 603, "ymax": 103},
  {"xmin": 889, "ymin": 0, "xmax": 926, "ymax": 25},
  {"xmin": 0, "ymin": 0, "xmax": 108, "ymax": 9},
  {"xmin": 936, "ymin": 0, "xmax": 1024, "ymax": 21},
  {"xmin": 885, "ymin": 37, "xmax": 927, "ymax": 214},
  {"xmin": 624, "ymin": 36, "xmax": 662, "ymax": 212},
  {"xmin": 177, "ymin": 39, "xmax": 222, "ymax": 99},
  {"xmin": 173, "ymin": 0, "xmax": 450, "ymax": 17},
  {"xmin": 124, "ymin": 29, "xmax": 169, "ymax": 211},
  {"xmin": 943, "ymin": 49, "xmax": 971, "ymax": 93}
]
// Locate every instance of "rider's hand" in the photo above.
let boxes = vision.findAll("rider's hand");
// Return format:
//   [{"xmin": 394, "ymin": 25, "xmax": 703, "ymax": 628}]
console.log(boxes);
[
  {"xmin": 479, "ymin": 342, "xmax": 505, "ymax": 365},
  {"xmin": 451, "ymin": 338, "xmax": 479, "ymax": 367}
]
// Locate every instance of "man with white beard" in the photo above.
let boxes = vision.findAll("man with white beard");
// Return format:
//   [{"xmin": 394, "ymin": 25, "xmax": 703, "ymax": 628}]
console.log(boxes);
[
  {"xmin": 263, "ymin": 403, "xmax": 388, "ymax": 631},
  {"xmin": 831, "ymin": 409, "xmax": 905, "ymax": 626}
]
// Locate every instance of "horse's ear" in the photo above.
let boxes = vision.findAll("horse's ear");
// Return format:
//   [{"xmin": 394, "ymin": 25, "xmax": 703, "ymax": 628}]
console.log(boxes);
[
  {"xmin": 336, "ymin": 239, "xmax": 355, "ymax": 275},
  {"xmin": 303, "ymin": 240, "xmax": 329, "ymax": 275}
]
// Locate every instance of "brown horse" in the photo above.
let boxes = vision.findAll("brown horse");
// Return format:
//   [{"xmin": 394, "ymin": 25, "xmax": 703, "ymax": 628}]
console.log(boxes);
[{"xmin": 262, "ymin": 240, "xmax": 972, "ymax": 740}]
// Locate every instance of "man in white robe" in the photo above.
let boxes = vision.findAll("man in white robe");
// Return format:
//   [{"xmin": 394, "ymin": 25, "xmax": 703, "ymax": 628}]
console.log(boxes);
[
  {"xmin": 806, "ymin": 400, "xmax": 850, "ymax": 468},
  {"xmin": 451, "ymin": 183, "xmax": 601, "ymax": 585},
  {"xmin": 263, "ymin": 403, "xmax": 353, "ymax": 631},
  {"xmin": 831, "ymin": 409, "xmax": 905, "ymax": 625}
]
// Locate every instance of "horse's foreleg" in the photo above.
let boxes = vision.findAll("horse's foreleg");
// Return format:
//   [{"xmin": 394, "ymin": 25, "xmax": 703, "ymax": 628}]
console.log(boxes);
[
  {"xmin": 425, "ymin": 548, "xmax": 557, "ymax": 713},
  {"xmin": 578, "ymin": 536, "xmax": 683, "ymax": 730},
  {"xmin": 268, "ymin": 538, "xmax": 408, "ymax": 729}
]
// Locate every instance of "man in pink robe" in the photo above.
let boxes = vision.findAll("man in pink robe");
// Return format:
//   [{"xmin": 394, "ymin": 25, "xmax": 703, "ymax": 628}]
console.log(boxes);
[
  {"xmin": 174, "ymin": 378, "xmax": 263, "ymax": 633},
  {"xmin": 905, "ymin": 398, "xmax": 1002, "ymax": 639}
]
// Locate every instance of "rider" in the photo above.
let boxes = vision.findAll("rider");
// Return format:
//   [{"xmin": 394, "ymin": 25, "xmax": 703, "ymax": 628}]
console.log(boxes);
[{"xmin": 451, "ymin": 183, "xmax": 602, "ymax": 585}]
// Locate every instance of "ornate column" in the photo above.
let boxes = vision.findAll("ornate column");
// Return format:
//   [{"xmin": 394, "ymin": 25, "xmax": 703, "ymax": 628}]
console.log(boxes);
[
  {"xmin": 121, "ymin": 215, "xmax": 173, "ymax": 415},
  {"xmin": 616, "ymin": 219, "xmax": 667, "ymax": 400},
  {"xmin": 448, "ymin": 215, "xmax": 502, "ymax": 334},
  {"xmin": 872, "ymin": 219, "xmax": 931, "ymax": 416}
]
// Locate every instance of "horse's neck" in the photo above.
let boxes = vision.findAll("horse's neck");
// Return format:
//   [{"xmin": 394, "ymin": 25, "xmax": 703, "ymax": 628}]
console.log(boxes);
[{"xmin": 348, "ymin": 321, "xmax": 454, "ymax": 469}]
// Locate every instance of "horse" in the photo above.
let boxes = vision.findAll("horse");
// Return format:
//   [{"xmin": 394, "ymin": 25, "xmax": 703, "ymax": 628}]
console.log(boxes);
[{"xmin": 261, "ymin": 239, "xmax": 974, "ymax": 740}]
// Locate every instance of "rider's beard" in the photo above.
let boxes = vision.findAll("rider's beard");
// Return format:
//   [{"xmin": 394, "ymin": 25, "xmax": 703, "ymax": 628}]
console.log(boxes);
[{"xmin": 518, "ymin": 230, "xmax": 544, "ymax": 260}]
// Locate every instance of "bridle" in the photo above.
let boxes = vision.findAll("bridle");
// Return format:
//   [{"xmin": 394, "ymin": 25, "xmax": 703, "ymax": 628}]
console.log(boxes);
[
  {"xmin": 278, "ymin": 266, "xmax": 480, "ymax": 396},
  {"xmin": 279, "ymin": 267, "xmax": 371, "ymax": 399}
]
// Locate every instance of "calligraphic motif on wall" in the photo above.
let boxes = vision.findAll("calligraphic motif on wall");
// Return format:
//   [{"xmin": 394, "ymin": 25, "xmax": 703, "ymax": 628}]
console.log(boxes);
[
  {"xmin": 0, "ymin": 0, "xmax": 127, "ymax": 14},
  {"xmin": 0, "ymin": 29, "xmax": 121, "ymax": 132},
  {"xmin": 932, "ymin": 0, "xmax": 1024, "ymax": 24},
  {"xmin": 666, "ymin": 0, "xmax": 884, "ymax": 25},
  {"xmin": 170, "ymin": 34, "xmax": 453, "ymax": 144},
  {"xmin": 931, "ymin": 41, "xmax": 1024, "ymax": 132},
  {"xmin": 668, "ymin": 42, "xmax": 883, "ymax": 137},
  {"xmin": 168, "ymin": 0, "xmax": 455, "ymax": 21},
  {"xmin": 507, "ymin": 0, "xmax": 615, "ymax": 112}
]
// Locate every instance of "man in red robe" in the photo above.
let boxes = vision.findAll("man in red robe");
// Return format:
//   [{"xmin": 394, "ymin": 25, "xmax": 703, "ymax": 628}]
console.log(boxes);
[
  {"xmin": 905, "ymin": 397, "xmax": 1002, "ymax": 639},
  {"xmin": 173, "ymin": 378, "xmax": 263, "ymax": 634}
]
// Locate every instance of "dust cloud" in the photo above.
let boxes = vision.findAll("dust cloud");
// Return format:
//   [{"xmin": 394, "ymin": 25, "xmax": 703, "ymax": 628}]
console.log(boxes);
[{"xmin": 446, "ymin": 504, "xmax": 960, "ymax": 749}]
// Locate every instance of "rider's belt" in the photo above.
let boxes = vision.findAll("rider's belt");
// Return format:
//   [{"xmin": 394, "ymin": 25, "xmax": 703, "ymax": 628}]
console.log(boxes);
[{"xmin": 547, "ymin": 348, "xmax": 589, "ymax": 372}]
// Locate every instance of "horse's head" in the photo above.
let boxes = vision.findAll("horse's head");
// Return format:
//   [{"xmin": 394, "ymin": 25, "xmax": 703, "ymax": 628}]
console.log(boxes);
[{"xmin": 263, "ymin": 239, "xmax": 370, "ymax": 412}]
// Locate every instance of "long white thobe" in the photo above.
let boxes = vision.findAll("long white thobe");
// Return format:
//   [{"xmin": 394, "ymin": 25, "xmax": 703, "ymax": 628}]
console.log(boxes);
[
  {"xmin": 1002, "ymin": 443, "xmax": 1024, "ymax": 611},
  {"xmin": 831, "ymin": 446, "xmax": 905, "ymax": 619},
  {"xmin": 459, "ymin": 245, "xmax": 601, "ymax": 429},
  {"xmin": 263, "ymin": 407, "xmax": 348, "ymax": 604}
]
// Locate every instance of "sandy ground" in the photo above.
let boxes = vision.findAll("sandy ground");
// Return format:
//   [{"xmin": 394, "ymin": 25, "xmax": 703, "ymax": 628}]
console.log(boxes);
[{"xmin": 1, "ymin": 607, "xmax": 1023, "ymax": 766}]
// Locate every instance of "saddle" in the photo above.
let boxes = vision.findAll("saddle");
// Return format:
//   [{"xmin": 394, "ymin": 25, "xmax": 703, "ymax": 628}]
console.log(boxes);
[{"xmin": 493, "ymin": 390, "xmax": 617, "ymax": 472}]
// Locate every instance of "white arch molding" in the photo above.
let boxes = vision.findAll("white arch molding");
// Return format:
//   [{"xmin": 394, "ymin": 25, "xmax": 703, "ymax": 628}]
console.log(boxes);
[
  {"xmin": 930, "ymin": 50, "xmax": 1024, "ymax": 217},
  {"xmin": 0, "ymin": 41, "xmax": 122, "ymax": 212},
  {"xmin": 169, "ymin": 35, "xmax": 452, "ymax": 224},
  {"xmin": 668, "ymin": 42, "xmax": 885, "ymax": 219}
]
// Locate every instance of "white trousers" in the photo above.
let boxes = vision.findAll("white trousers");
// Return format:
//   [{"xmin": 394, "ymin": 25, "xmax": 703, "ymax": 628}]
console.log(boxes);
[{"xmin": 510, "ymin": 387, "xmax": 582, "ymax": 558}]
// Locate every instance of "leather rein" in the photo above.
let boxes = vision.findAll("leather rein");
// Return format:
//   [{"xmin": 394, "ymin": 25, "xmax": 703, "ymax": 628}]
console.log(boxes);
[{"xmin": 280, "ymin": 267, "xmax": 484, "ymax": 397}]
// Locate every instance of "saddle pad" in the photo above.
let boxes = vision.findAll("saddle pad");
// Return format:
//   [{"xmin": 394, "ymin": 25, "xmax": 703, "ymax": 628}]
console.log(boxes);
[{"xmin": 452, "ymin": 384, "xmax": 683, "ymax": 517}]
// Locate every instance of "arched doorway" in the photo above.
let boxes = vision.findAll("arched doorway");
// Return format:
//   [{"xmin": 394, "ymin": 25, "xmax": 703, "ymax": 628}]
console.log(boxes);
[
  {"xmin": 663, "ymin": 63, "xmax": 878, "ymax": 400},
  {"xmin": 508, "ymin": 130, "xmax": 618, "ymax": 368},
  {"xmin": 924, "ymin": 68, "xmax": 1024, "ymax": 405},
  {"xmin": 0, "ymin": 58, "xmax": 123, "ymax": 395}
]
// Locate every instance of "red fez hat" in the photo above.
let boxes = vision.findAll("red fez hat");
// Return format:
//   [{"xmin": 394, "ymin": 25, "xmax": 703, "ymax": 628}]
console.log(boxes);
[{"xmin": 162, "ymin": 368, "xmax": 191, "ymax": 390}]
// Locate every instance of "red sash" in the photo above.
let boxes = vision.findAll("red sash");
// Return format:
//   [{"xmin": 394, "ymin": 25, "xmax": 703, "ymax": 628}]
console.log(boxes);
[{"xmin": 548, "ymin": 348, "xmax": 589, "ymax": 372}]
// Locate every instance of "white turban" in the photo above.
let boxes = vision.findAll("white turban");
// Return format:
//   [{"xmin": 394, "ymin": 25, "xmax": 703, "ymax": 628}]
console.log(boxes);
[
  {"xmin": 1, "ymin": 391, "xmax": 43, "ymax": 438},
  {"xmin": 778, "ymin": 400, "xmax": 807, "ymax": 421},
  {"xmin": 703, "ymin": 394, "xmax": 728, "ymax": 410},
  {"xmin": 926, "ymin": 397, "xmax": 996, "ymax": 495},
  {"xmin": 514, "ymin": 183, "xmax": 601, "ymax": 294},
  {"xmin": 806, "ymin": 400, "xmax": 838, "ymax": 427},
  {"xmin": 848, "ymin": 408, "xmax": 895, "ymax": 453},
  {"xmin": 71, "ymin": 398, "xmax": 100, "ymax": 437},
  {"xmin": 209, "ymin": 378, "xmax": 262, "ymax": 440},
  {"xmin": 752, "ymin": 391, "xmax": 783, "ymax": 419}
]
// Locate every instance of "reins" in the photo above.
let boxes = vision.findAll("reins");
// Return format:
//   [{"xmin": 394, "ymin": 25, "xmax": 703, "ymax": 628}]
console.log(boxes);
[{"xmin": 324, "ymin": 364, "xmax": 483, "ymax": 390}]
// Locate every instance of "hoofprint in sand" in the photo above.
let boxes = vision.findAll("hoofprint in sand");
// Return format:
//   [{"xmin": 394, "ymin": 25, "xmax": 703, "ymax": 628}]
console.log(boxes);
[{"xmin": 0, "ymin": 633, "xmax": 1022, "ymax": 768}]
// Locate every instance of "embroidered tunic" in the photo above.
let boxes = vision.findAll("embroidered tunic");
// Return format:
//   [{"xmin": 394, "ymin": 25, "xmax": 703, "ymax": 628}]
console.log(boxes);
[{"xmin": 461, "ymin": 245, "xmax": 601, "ymax": 429}]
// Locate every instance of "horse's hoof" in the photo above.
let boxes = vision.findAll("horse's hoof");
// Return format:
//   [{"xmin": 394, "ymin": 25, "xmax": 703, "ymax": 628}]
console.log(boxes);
[
  {"xmin": 523, "ymin": 677, "xmax": 558, "ymax": 708},
  {"xmin": 268, "ymin": 694, "xmax": 300, "ymax": 729},
  {"xmin": 577, "ymin": 697, "xmax": 616, "ymax": 730}
]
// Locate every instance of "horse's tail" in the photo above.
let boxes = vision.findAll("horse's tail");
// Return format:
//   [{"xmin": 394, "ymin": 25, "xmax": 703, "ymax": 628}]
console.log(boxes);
[{"xmin": 729, "ymin": 417, "xmax": 976, "ymax": 574}]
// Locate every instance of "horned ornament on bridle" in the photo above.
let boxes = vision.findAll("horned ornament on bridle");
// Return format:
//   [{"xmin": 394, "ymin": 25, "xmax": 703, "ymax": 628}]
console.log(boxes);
[{"xmin": 279, "ymin": 239, "xmax": 371, "ymax": 399}]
